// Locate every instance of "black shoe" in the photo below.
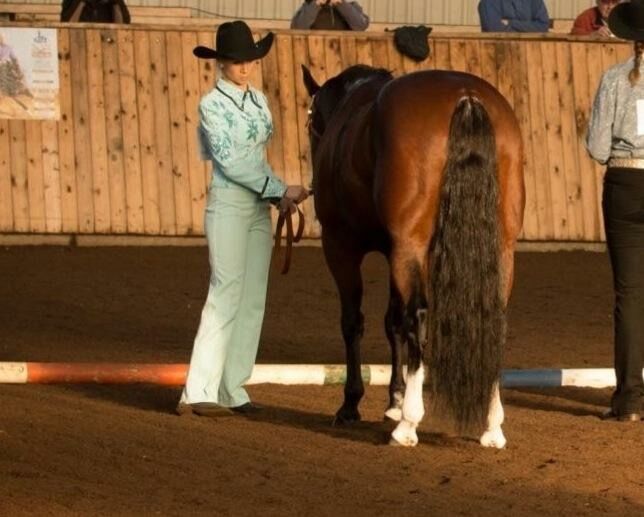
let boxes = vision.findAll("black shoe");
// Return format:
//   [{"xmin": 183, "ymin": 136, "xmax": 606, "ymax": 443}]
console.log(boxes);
[
  {"xmin": 601, "ymin": 409, "xmax": 642, "ymax": 422},
  {"xmin": 176, "ymin": 402, "xmax": 234, "ymax": 417},
  {"xmin": 230, "ymin": 402, "xmax": 262, "ymax": 415}
]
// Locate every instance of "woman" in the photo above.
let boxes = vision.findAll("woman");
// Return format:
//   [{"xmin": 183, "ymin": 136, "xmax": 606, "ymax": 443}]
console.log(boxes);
[
  {"xmin": 587, "ymin": 0, "xmax": 644, "ymax": 423},
  {"xmin": 177, "ymin": 21, "xmax": 309, "ymax": 417}
]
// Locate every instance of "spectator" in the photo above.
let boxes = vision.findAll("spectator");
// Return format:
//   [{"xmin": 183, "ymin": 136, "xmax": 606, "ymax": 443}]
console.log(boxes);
[
  {"xmin": 478, "ymin": 0, "xmax": 549, "ymax": 33},
  {"xmin": 571, "ymin": 0, "xmax": 624, "ymax": 37},
  {"xmin": 586, "ymin": 0, "xmax": 644, "ymax": 423},
  {"xmin": 291, "ymin": 0, "xmax": 369, "ymax": 31},
  {"xmin": 60, "ymin": 0, "xmax": 130, "ymax": 23}
]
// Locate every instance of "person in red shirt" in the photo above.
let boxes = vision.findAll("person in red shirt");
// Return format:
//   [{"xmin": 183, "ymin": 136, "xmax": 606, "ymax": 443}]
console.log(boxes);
[{"xmin": 570, "ymin": 0, "xmax": 623, "ymax": 37}]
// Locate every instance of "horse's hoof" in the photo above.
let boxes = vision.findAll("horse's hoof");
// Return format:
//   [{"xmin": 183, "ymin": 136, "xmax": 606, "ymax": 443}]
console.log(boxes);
[
  {"xmin": 383, "ymin": 407, "xmax": 402, "ymax": 422},
  {"xmin": 479, "ymin": 428, "xmax": 507, "ymax": 449},
  {"xmin": 388, "ymin": 433, "xmax": 418, "ymax": 447},
  {"xmin": 333, "ymin": 408, "xmax": 361, "ymax": 426},
  {"xmin": 390, "ymin": 422, "xmax": 418, "ymax": 447}
]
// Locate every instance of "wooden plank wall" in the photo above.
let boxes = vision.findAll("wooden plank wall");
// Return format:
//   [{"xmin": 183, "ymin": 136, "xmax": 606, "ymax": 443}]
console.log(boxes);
[{"xmin": 0, "ymin": 25, "xmax": 633, "ymax": 241}]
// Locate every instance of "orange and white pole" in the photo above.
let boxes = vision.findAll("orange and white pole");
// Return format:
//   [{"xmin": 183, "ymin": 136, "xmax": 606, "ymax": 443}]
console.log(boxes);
[{"xmin": 0, "ymin": 362, "xmax": 639, "ymax": 388}]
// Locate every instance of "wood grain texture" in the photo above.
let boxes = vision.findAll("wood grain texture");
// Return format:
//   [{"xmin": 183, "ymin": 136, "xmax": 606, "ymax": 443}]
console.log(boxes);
[{"xmin": 0, "ymin": 28, "xmax": 634, "ymax": 242}]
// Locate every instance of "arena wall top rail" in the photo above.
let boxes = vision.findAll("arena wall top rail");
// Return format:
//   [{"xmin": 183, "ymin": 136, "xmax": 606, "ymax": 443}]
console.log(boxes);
[{"xmin": 0, "ymin": 22, "xmax": 631, "ymax": 242}]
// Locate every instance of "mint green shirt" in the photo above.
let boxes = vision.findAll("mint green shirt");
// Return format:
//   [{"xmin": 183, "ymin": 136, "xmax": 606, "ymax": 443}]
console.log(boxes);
[{"xmin": 198, "ymin": 78, "xmax": 287, "ymax": 199}]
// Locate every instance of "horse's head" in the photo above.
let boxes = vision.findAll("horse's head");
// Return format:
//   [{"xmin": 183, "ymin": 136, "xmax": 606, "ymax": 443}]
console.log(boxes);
[{"xmin": 301, "ymin": 64, "xmax": 392, "ymax": 157}]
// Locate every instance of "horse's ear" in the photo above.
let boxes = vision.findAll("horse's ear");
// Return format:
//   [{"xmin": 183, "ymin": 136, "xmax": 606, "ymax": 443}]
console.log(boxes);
[{"xmin": 301, "ymin": 65, "xmax": 320, "ymax": 97}]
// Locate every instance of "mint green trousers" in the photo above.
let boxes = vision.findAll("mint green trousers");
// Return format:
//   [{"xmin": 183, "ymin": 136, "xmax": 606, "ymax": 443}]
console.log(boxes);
[{"xmin": 181, "ymin": 186, "xmax": 272, "ymax": 407}]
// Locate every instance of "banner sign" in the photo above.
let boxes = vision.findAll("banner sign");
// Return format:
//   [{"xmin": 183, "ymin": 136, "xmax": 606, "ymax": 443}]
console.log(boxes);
[{"xmin": 0, "ymin": 28, "xmax": 59, "ymax": 120}]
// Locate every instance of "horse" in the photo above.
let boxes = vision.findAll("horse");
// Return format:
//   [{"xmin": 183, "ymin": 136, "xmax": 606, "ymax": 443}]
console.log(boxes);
[{"xmin": 301, "ymin": 64, "xmax": 525, "ymax": 448}]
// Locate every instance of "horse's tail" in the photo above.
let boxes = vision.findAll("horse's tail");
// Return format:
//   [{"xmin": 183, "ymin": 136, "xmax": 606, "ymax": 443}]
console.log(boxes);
[{"xmin": 428, "ymin": 95, "xmax": 504, "ymax": 432}]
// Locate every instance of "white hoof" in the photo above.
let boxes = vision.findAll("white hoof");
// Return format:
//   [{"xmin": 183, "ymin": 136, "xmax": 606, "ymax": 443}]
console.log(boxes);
[
  {"xmin": 479, "ymin": 428, "xmax": 507, "ymax": 449},
  {"xmin": 390, "ymin": 421, "xmax": 418, "ymax": 447},
  {"xmin": 384, "ymin": 407, "xmax": 402, "ymax": 422}
]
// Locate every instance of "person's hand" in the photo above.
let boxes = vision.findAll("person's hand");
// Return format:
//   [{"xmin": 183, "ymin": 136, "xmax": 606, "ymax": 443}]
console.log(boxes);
[
  {"xmin": 279, "ymin": 196, "xmax": 297, "ymax": 215},
  {"xmin": 315, "ymin": 0, "xmax": 329, "ymax": 5},
  {"xmin": 596, "ymin": 26, "xmax": 613, "ymax": 38},
  {"xmin": 284, "ymin": 185, "xmax": 309, "ymax": 204},
  {"xmin": 329, "ymin": 0, "xmax": 343, "ymax": 5}
]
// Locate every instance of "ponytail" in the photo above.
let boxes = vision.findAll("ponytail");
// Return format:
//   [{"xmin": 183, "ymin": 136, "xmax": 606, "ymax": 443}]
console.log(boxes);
[{"xmin": 629, "ymin": 41, "xmax": 644, "ymax": 86}]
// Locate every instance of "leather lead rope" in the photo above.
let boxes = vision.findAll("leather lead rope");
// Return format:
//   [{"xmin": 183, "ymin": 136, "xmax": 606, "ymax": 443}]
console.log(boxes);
[{"xmin": 273, "ymin": 205, "xmax": 305, "ymax": 274}]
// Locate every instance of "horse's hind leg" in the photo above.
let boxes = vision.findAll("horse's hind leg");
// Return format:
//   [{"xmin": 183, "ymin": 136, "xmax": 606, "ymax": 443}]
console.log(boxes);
[
  {"xmin": 322, "ymin": 233, "xmax": 366, "ymax": 425},
  {"xmin": 480, "ymin": 382, "xmax": 506, "ymax": 448},
  {"xmin": 389, "ymin": 252, "xmax": 429, "ymax": 447},
  {"xmin": 480, "ymin": 244, "xmax": 516, "ymax": 449},
  {"xmin": 384, "ymin": 283, "xmax": 405, "ymax": 422}
]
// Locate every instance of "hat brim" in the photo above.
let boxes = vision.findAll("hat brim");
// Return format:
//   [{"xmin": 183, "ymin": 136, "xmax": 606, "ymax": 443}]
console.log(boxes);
[
  {"xmin": 193, "ymin": 32, "xmax": 274, "ymax": 61},
  {"xmin": 609, "ymin": 4, "xmax": 644, "ymax": 41}
]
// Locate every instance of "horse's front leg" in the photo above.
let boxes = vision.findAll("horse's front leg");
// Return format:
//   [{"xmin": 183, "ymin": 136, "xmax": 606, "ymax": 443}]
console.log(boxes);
[
  {"xmin": 323, "ymin": 234, "xmax": 366, "ymax": 425},
  {"xmin": 384, "ymin": 284, "xmax": 405, "ymax": 422}
]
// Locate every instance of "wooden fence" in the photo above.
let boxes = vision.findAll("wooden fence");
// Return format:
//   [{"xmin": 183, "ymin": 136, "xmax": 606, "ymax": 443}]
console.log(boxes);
[{"xmin": 0, "ymin": 24, "xmax": 633, "ymax": 241}]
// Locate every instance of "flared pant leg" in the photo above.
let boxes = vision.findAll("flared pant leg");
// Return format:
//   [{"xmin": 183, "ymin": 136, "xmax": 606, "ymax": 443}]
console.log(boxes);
[
  {"xmin": 181, "ymin": 187, "xmax": 272, "ymax": 406},
  {"xmin": 603, "ymin": 168, "xmax": 644, "ymax": 415}
]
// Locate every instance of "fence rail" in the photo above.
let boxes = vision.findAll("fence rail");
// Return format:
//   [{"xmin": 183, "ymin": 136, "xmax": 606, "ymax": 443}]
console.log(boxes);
[{"xmin": 0, "ymin": 23, "xmax": 631, "ymax": 241}]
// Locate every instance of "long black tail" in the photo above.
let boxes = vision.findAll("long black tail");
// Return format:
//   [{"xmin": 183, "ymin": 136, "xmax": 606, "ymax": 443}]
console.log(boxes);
[{"xmin": 428, "ymin": 96, "xmax": 504, "ymax": 432}]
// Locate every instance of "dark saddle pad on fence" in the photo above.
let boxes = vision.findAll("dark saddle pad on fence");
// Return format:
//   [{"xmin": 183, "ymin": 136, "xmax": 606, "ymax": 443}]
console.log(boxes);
[{"xmin": 389, "ymin": 25, "xmax": 433, "ymax": 62}]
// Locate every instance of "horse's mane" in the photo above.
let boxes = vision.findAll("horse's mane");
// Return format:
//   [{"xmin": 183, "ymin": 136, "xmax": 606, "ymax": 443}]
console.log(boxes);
[
  {"xmin": 327, "ymin": 65, "xmax": 393, "ymax": 96},
  {"xmin": 316, "ymin": 65, "xmax": 392, "ymax": 129}
]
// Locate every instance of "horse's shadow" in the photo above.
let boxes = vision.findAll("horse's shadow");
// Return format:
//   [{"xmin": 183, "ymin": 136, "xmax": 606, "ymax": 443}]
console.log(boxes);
[
  {"xmin": 61, "ymin": 383, "xmax": 465, "ymax": 447},
  {"xmin": 58, "ymin": 383, "xmax": 610, "ymax": 446},
  {"xmin": 501, "ymin": 387, "xmax": 610, "ymax": 418}
]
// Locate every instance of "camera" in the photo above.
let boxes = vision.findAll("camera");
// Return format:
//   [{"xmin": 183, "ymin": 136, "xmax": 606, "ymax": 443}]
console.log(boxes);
[{"xmin": 85, "ymin": 0, "xmax": 115, "ymax": 6}]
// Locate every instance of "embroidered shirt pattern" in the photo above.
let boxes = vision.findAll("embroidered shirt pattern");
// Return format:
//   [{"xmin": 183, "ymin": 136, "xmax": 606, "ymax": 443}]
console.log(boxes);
[{"xmin": 198, "ymin": 78, "xmax": 286, "ymax": 199}]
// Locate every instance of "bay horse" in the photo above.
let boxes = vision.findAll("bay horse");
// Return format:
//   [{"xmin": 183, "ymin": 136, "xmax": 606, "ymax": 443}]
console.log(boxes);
[{"xmin": 302, "ymin": 65, "xmax": 525, "ymax": 447}]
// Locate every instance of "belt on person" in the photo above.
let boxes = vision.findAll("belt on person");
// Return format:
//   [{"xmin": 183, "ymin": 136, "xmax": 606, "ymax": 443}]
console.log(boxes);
[{"xmin": 607, "ymin": 157, "xmax": 644, "ymax": 169}]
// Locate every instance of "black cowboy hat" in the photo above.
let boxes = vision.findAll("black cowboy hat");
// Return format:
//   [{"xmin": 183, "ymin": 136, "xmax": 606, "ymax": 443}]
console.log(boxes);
[
  {"xmin": 193, "ymin": 20, "xmax": 274, "ymax": 61},
  {"xmin": 608, "ymin": 0, "xmax": 644, "ymax": 41}
]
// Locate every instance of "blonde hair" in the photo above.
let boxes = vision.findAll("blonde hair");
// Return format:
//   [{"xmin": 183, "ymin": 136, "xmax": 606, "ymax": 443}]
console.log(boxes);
[{"xmin": 629, "ymin": 41, "xmax": 644, "ymax": 86}]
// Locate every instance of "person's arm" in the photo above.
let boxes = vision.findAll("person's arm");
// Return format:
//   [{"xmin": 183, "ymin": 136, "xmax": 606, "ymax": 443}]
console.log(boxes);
[
  {"xmin": 60, "ymin": 0, "xmax": 85, "ymax": 22},
  {"xmin": 478, "ymin": 0, "xmax": 511, "ymax": 32},
  {"xmin": 198, "ymin": 100, "xmax": 287, "ymax": 199},
  {"xmin": 335, "ymin": 1, "xmax": 369, "ymax": 31},
  {"xmin": 570, "ymin": 15, "xmax": 590, "ymax": 35},
  {"xmin": 586, "ymin": 71, "xmax": 617, "ymax": 165},
  {"xmin": 290, "ymin": 1, "xmax": 321, "ymax": 30},
  {"xmin": 112, "ymin": 0, "xmax": 130, "ymax": 24},
  {"xmin": 507, "ymin": 0, "xmax": 549, "ymax": 33},
  {"xmin": 570, "ymin": 9, "xmax": 595, "ymax": 35}
]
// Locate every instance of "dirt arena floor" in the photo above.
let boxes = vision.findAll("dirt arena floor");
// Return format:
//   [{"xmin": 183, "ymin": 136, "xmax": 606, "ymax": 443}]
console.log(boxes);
[{"xmin": 0, "ymin": 246, "xmax": 642, "ymax": 516}]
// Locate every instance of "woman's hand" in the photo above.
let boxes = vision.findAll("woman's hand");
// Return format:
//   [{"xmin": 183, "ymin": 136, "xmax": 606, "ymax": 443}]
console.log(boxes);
[
  {"xmin": 284, "ymin": 185, "xmax": 309, "ymax": 203},
  {"xmin": 279, "ymin": 185, "xmax": 309, "ymax": 215},
  {"xmin": 279, "ymin": 197, "xmax": 297, "ymax": 215}
]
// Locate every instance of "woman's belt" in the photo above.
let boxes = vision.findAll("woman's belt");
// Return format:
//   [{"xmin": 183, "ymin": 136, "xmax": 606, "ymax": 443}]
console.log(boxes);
[{"xmin": 608, "ymin": 157, "xmax": 644, "ymax": 169}]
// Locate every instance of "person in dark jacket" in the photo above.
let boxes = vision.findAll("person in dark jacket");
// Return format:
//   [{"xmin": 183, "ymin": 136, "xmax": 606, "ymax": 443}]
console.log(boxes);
[
  {"xmin": 291, "ymin": 0, "xmax": 369, "ymax": 31},
  {"xmin": 478, "ymin": 0, "xmax": 549, "ymax": 33},
  {"xmin": 60, "ymin": 0, "xmax": 130, "ymax": 23}
]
